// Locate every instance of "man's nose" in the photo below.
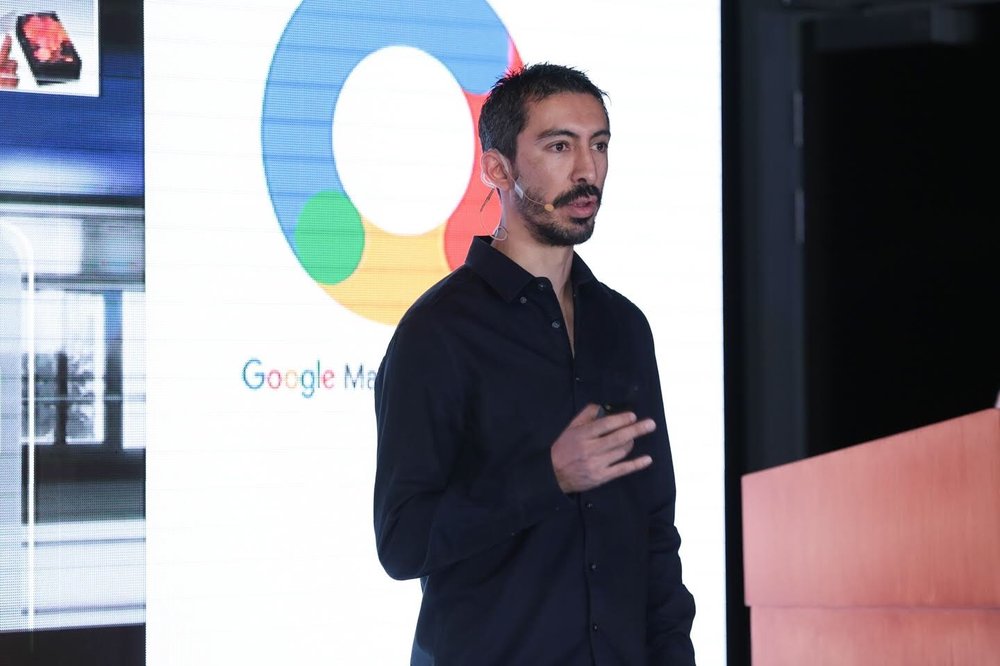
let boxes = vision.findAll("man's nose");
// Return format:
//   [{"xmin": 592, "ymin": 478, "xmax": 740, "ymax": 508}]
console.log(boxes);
[{"xmin": 572, "ymin": 147, "xmax": 598, "ymax": 184}]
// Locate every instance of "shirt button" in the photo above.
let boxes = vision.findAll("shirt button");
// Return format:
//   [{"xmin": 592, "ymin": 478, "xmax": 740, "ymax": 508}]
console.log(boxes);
[
  {"xmin": 519, "ymin": 296, "xmax": 527, "ymax": 304},
  {"xmin": 551, "ymin": 321, "xmax": 561, "ymax": 329},
  {"xmin": 537, "ymin": 282, "xmax": 545, "ymax": 290},
  {"xmin": 585, "ymin": 501, "xmax": 594, "ymax": 509},
  {"xmin": 589, "ymin": 562, "xmax": 598, "ymax": 571},
  {"xmin": 592, "ymin": 623, "xmax": 599, "ymax": 632}
]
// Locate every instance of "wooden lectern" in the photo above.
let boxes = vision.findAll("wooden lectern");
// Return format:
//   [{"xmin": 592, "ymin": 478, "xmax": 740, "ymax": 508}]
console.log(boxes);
[{"xmin": 742, "ymin": 409, "xmax": 1000, "ymax": 665}]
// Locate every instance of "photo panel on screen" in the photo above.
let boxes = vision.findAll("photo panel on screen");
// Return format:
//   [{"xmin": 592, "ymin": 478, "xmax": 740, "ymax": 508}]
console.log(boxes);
[
  {"xmin": 0, "ymin": 0, "xmax": 98, "ymax": 96},
  {"xmin": 0, "ymin": 0, "xmax": 143, "ymax": 639}
]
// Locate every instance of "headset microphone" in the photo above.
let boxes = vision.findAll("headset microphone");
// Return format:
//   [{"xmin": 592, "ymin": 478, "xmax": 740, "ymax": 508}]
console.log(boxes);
[
  {"xmin": 482, "ymin": 155, "xmax": 557, "ymax": 212},
  {"xmin": 513, "ymin": 181, "xmax": 555, "ymax": 212}
]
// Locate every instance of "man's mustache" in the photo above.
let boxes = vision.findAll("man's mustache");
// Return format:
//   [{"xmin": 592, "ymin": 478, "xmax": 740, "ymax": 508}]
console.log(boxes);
[{"xmin": 552, "ymin": 183, "xmax": 602, "ymax": 209}]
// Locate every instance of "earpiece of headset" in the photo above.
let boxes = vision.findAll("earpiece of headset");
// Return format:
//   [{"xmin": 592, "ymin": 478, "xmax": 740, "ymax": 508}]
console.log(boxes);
[{"xmin": 480, "ymin": 152, "xmax": 555, "ymax": 212}]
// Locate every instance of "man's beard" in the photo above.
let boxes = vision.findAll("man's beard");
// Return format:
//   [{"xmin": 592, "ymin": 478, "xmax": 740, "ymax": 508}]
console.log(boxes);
[{"xmin": 515, "ymin": 183, "xmax": 602, "ymax": 247}]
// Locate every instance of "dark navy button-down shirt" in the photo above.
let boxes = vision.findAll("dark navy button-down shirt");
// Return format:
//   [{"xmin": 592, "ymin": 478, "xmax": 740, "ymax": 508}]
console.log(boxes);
[{"xmin": 374, "ymin": 236, "xmax": 695, "ymax": 665}]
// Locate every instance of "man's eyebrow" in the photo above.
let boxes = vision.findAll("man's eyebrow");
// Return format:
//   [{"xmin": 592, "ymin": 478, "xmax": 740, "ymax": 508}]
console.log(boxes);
[{"xmin": 535, "ymin": 128, "xmax": 611, "ymax": 142}]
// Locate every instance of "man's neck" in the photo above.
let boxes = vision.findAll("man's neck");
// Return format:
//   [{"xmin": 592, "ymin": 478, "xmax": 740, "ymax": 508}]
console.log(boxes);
[{"xmin": 491, "ymin": 231, "xmax": 575, "ymax": 301}]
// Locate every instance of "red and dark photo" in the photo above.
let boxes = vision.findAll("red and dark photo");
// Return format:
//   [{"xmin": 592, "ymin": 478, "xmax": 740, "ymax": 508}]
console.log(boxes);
[{"xmin": 15, "ymin": 11, "xmax": 81, "ymax": 83}]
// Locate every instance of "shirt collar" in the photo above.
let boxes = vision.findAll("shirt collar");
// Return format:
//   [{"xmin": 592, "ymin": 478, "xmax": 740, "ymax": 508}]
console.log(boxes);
[{"xmin": 464, "ymin": 235, "xmax": 598, "ymax": 303}]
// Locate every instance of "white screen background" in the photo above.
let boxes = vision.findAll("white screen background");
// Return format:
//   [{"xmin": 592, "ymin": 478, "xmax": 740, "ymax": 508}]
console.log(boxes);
[{"xmin": 144, "ymin": 0, "xmax": 723, "ymax": 663}]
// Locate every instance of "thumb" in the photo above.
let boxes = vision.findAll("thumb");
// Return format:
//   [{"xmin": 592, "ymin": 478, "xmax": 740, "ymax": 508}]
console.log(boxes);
[{"xmin": 569, "ymin": 403, "xmax": 602, "ymax": 427}]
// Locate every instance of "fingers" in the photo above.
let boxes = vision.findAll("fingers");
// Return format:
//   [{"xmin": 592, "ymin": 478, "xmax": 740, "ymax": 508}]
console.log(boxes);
[
  {"xmin": 590, "ymin": 439, "xmax": 635, "ymax": 471},
  {"xmin": 569, "ymin": 403, "xmax": 602, "ymax": 427},
  {"xmin": 589, "ymin": 409, "xmax": 636, "ymax": 434},
  {"xmin": 603, "ymin": 455, "xmax": 653, "ymax": 483},
  {"xmin": 552, "ymin": 404, "xmax": 657, "ymax": 493},
  {"xmin": 584, "ymin": 447, "xmax": 652, "ymax": 488},
  {"xmin": 1, "ymin": 36, "xmax": 11, "ymax": 62},
  {"xmin": 592, "ymin": 417, "xmax": 656, "ymax": 454}
]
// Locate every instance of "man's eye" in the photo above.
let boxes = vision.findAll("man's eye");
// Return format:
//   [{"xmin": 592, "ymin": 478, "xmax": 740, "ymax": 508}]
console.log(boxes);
[
  {"xmin": 550, "ymin": 142, "xmax": 568, "ymax": 152},
  {"xmin": 593, "ymin": 142, "xmax": 608, "ymax": 153}
]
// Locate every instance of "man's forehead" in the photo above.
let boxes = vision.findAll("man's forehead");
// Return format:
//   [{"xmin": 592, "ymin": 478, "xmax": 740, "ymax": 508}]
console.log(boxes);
[{"xmin": 521, "ymin": 92, "xmax": 610, "ymax": 137}]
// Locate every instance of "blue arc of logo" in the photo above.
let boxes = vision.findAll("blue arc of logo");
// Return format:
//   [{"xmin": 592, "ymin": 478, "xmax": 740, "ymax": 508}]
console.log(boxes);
[{"xmin": 261, "ymin": 0, "xmax": 512, "ymax": 249}]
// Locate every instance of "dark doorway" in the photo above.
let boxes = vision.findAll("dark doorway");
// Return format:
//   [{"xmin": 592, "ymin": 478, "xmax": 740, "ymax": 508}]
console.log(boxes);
[{"xmin": 802, "ymin": 5, "xmax": 1000, "ymax": 456}]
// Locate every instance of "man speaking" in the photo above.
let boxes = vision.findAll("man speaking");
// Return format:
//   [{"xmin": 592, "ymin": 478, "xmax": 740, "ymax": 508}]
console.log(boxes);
[{"xmin": 374, "ymin": 63, "xmax": 696, "ymax": 665}]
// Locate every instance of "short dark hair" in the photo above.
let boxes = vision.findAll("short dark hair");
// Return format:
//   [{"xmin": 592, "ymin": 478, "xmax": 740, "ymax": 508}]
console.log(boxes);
[{"xmin": 478, "ymin": 63, "xmax": 608, "ymax": 161}]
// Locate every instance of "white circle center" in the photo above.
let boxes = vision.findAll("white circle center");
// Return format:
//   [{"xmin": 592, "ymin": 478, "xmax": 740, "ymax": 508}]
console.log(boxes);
[{"xmin": 333, "ymin": 46, "xmax": 473, "ymax": 236}]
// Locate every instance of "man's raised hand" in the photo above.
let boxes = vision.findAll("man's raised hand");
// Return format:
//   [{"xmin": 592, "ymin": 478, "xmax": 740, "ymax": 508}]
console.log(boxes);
[{"xmin": 550, "ymin": 403, "xmax": 654, "ymax": 494}]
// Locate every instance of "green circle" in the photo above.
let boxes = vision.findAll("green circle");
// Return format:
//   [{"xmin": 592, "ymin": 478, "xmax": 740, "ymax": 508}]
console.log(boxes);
[{"xmin": 294, "ymin": 190, "xmax": 365, "ymax": 285}]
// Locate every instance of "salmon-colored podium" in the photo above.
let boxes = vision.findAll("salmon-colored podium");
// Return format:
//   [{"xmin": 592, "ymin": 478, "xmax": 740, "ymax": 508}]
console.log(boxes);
[{"xmin": 742, "ymin": 409, "xmax": 1000, "ymax": 665}]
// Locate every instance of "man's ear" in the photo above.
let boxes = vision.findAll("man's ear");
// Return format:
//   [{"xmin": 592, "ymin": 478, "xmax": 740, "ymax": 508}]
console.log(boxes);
[{"xmin": 480, "ymin": 149, "xmax": 514, "ymax": 191}]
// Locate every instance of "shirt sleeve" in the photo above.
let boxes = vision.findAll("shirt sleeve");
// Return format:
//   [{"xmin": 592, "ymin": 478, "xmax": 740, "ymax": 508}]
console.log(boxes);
[
  {"xmin": 646, "ymin": 497, "xmax": 697, "ymax": 664},
  {"xmin": 372, "ymin": 313, "xmax": 568, "ymax": 581},
  {"xmin": 636, "ymin": 314, "xmax": 697, "ymax": 665}
]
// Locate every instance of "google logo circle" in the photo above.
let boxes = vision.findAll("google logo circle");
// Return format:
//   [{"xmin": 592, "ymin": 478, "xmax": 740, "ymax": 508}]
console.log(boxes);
[{"xmin": 261, "ymin": 0, "xmax": 522, "ymax": 325}]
